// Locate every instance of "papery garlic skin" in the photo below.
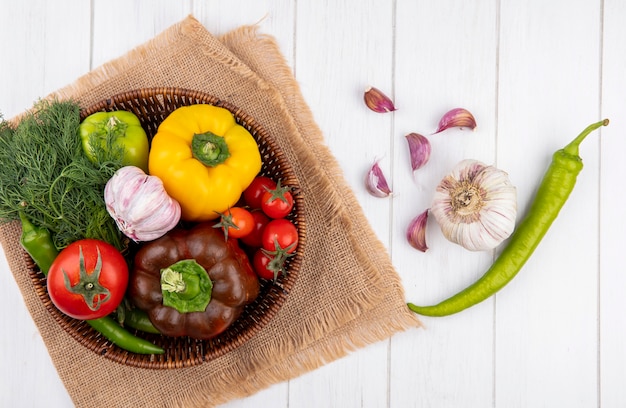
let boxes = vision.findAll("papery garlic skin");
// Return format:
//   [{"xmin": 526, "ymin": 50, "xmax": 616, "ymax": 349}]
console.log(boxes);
[
  {"xmin": 104, "ymin": 166, "xmax": 181, "ymax": 242},
  {"xmin": 365, "ymin": 160, "xmax": 392, "ymax": 198},
  {"xmin": 431, "ymin": 159, "xmax": 516, "ymax": 251}
]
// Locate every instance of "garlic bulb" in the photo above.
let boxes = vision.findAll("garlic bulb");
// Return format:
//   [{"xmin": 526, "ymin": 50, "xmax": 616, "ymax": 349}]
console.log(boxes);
[
  {"xmin": 104, "ymin": 166, "xmax": 181, "ymax": 242},
  {"xmin": 430, "ymin": 159, "xmax": 516, "ymax": 251}
]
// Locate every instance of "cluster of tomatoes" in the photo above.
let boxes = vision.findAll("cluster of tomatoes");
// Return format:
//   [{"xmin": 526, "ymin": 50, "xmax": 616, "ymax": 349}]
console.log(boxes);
[{"xmin": 214, "ymin": 175, "xmax": 299, "ymax": 281}]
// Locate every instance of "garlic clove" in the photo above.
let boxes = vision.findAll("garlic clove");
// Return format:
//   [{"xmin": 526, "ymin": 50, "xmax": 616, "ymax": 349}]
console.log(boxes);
[
  {"xmin": 363, "ymin": 86, "xmax": 397, "ymax": 113},
  {"xmin": 405, "ymin": 133, "xmax": 431, "ymax": 172},
  {"xmin": 434, "ymin": 108, "xmax": 477, "ymax": 134},
  {"xmin": 406, "ymin": 209, "xmax": 429, "ymax": 252},
  {"xmin": 365, "ymin": 160, "xmax": 392, "ymax": 197},
  {"xmin": 430, "ymin": 159, "xmax": 517, "ymax": 251}
]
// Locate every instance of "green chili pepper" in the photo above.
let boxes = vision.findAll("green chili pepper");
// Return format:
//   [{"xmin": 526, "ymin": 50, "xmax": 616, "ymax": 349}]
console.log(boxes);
[
  {"xmin": 119, "ymin": 307, "xmax": 161, "ymax": 335},
  {"xmin": 87, "ymin": 317, "xmax": 164, "ymax": 354},
  {"xmin": 18, "ymin": 212, "xmax": 164, "ymax": 354},
  {"xmin": 19, "ymin": 212, "xmax": 58, "ymax": 276},
  {"xmin": 408, "ymin": 119, "xmax": 609, "ymax": 317}
]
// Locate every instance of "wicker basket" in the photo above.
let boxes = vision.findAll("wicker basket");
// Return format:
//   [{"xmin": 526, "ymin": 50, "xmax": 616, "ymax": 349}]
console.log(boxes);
[{"xmin": 25, "ymin": 87, "xmax": 305, "ymax": 369}]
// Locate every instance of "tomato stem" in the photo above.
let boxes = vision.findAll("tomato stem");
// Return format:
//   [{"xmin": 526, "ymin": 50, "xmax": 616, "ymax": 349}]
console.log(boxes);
[
  {"xmin": 212, "ymin": 207, "xmax": 239, "ymax": 240},
  {"xmin": 261, "ymin": 237, "xmax": 296, "ymax": 282},
  {"xmin": 264, "ymin": 179, "xmax": 291, "ymax": 204},
  {"xmin": 62, "ymin": 246, "xmax": 111, "ymax": 312}
]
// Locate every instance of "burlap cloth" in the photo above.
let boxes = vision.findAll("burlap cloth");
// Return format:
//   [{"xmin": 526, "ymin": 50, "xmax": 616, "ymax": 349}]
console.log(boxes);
[{"xmin": 1, "ymin": 15, "xmax": 421, "ymax": 407}]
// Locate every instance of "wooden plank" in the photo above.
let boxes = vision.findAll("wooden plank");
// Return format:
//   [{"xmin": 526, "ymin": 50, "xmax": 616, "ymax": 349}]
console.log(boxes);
[
  {"xmin": 194, "ymin": 0, "xmax": 295, "ymax": 70},
  {"xmin": 286, "ymin": 0, "xmax": 395, "ymax": 407},
  {"xmin": 390, "ymin": 1, "xmax": 498, "ymax": 406},
  {"xmin": 0, "ymin": 1, "xmax": 91, "ymax": 407},
  {"xmin": 0, "ymin": 0, "xmax": 91, "ymax": 118},
  {"xmin": 495, "ymin": 1, "xmax": 601, "ymax": 406},
  {"xmin": 599, "ymin": 0, "xmax": 626, "ymax": 406},
  {"xmin": 91, "ymin": 0, "xmax": 192, "ymax": 68}
]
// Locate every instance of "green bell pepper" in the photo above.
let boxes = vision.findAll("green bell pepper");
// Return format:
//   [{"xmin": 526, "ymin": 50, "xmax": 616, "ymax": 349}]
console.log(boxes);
[{"xmin": 79, "ymin": 110, "xmax": 149, "ymax": 172}]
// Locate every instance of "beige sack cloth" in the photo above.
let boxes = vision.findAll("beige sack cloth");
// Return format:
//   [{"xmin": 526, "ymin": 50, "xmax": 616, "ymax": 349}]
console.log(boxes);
[{"xmin": 0, "ymin": 15, "xmax": 421, "ymax": 407}]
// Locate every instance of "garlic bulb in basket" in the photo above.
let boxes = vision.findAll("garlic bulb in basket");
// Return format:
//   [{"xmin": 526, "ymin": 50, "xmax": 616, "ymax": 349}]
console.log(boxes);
[
  {"xmin": 104, "ymin": 166, "xmax": 181, "ymax": 242},
  {"xmin": 430, "ymin": 159, "xmax": 517, "ymax": 251}
]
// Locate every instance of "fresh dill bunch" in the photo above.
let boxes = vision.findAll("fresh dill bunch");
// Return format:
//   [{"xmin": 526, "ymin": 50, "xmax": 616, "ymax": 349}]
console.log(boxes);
[{"xmin": 0, "ymin": 99, "xmax": 125, "ymax": 250}]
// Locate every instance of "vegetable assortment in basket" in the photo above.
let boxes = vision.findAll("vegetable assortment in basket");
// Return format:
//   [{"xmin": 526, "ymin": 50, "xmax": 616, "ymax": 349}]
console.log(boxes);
[{"xmin": 1, "ymin": 88, "xmax": 305, "ymax": 368}]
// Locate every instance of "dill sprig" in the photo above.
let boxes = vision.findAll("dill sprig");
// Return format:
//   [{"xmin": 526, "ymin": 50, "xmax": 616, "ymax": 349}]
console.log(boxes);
[{"xmin": 0, "ymin": 99, "xmax": 124, "ymax": 250}]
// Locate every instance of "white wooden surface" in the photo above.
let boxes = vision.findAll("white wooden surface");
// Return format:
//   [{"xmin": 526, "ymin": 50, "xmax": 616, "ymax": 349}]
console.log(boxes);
[{"xmin": 1, "ymin": 1, "xmax": 624, "ymax": 407}]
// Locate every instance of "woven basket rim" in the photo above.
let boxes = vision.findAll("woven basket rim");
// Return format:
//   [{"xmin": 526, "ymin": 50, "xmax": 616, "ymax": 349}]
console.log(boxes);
[{"xmin": 26, "ymin": 87, "xmax": 306, "ymax": 369}]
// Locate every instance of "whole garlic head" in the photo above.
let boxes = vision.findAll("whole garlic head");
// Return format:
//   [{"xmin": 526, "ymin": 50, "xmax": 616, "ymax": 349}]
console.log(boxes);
[
  {"xmin": 431, "ymin": 159, "xmax": 517, "ymax": 251},
  {"xmin": 104, "ymin": 166, "xmax": 181, "ymax": 242}
]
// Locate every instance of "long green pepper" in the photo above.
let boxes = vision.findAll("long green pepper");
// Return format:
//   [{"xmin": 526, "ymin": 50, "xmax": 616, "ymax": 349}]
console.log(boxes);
[
  {"xmin": 118, "ymin": 307, "xmax": 161, "ymax": 335},
  {"xmin": 86, "ymin": 317, "xmax": 163, "ymax": 355},
  {"xmin": 408, "ymin": 119, "xmax": 609, "ymax": 317},
  {"xmin": 19, "ymin": 212, "xmax": 58, "ymax": 275},
  {"xmin": 19, "ymin": 214, "xmax": 163, "ymax": 354}
]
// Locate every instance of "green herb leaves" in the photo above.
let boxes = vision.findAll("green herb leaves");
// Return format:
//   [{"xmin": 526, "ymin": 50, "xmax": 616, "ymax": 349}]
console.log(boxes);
[{"xmin": 0, "ymin": 99, "xmax": 124, "ymax": 250}]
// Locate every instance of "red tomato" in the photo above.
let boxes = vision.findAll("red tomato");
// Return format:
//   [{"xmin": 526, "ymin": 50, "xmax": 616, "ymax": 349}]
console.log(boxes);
[
  {"xmin": 239, "ymin": 209, "xmax": 271, "ymax": 248},
  {"xmin": 243, "ymin": 176, "xmax": 277, "ymax": 209},
  {"xmin": 261, "ymin": 181, "xmax": 294, "ymax": 219},
  {"xmin": 47, "ymin": 239, "xmax": 128, "ymax": 320},
  {"xmin": 262, "ymin": 218, "xmax": 299, "ymax": 254},
  {"xmin": 252, "ymin": 249, "xmax": 279, "ymax": 280},
  {"xmin": 214, "ymin": 207, "xmax": 255, "ymax": 240}
]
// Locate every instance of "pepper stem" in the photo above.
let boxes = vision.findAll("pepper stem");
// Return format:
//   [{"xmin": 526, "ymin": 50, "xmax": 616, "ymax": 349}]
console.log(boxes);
[
  {"xmin": 191, "ymin": 131, "xmax": 230, "ymax": 167},
  {"xmin": 160, "ymin": 259, "xmax": 213, "ymax": 313},
  {"xmin": 563, "ymin": 119, "xmax": 609, "ymax": 156},
  {"xmin": 18, "ymin": 211, "xmax": 35, "ymax": 234},
  {"xmin": 104, "ymin": 115, "xmax": 128, "ymax": 138},
  {"xmin": 161, "ymin": 268, "xmax": 187, "ymax": 293}
]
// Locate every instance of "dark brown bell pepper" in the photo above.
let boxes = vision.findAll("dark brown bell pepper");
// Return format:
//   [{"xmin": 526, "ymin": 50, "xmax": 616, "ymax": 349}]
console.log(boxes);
[{"xmin": 128, "ymin": 222, "xmax": 260, "ymax": 340}]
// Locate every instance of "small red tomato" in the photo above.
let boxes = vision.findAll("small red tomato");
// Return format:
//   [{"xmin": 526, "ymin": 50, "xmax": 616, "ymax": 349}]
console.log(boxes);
[
  {"xmin": 262, "ymin": 218, "xmax": 298, "ymax": 254},
  {"xmin": 261, "ymin": 180, "xmax": 294, "ymax": 219},
  {"xmin": 243, "ymin": 176, "xmax": 277, "ymax": 209},
  {"xmin": 47, "ymin": 239, "xmax": 128, "ymax": 320},
  {"xmin": 239, "ymin": 209, "xmax": 271, "ymax": 248},
  {"xmin": 214, "ymin": 207, "xmax": 255, "ymax": 240},
  {"xmin": 252, "ymin": 249, "xmax": 279, "ymax": 280}
]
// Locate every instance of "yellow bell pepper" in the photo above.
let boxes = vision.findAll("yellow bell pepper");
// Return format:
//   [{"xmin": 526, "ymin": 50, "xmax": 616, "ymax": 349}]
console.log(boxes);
[{"xmin": 148, "ymin": 104, "xmax": 262, "ymax": 221}]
